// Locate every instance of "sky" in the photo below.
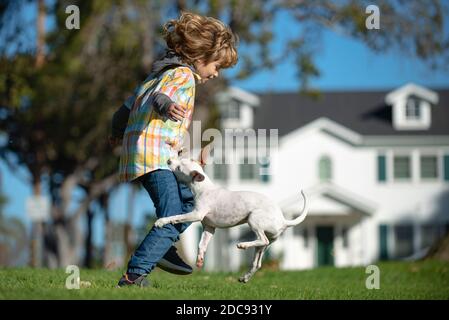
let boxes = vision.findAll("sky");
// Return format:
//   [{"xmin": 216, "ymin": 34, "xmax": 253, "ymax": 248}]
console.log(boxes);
[
  {"xmin": 1, "ymin": 4, "xmax": 449, "ymax": 250},
  {"xmin": 227, "ymin": 9, "xmax": 449, "ymax": 92}
]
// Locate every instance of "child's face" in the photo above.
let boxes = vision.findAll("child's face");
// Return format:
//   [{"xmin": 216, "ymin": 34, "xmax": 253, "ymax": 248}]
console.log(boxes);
[{"xmin": 194, "ymin": 59, "xmax": 221, "ymax": 84}]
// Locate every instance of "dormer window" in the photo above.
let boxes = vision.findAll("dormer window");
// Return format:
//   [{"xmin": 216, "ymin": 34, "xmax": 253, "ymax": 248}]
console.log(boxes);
[
  {"xmin": 385, "ymin": 83, "xmax": 439, "ymax": 131},
  {"xmin": 405, "ymin": 96, "xmax": 421, "ymax": 120},
  {"xmin": 223, "ymin": 99, "xmax": 240, "ymax": 120},
  {"xmin": 216, "ymin": 87, "xmax": 260, "ymax": 129}
]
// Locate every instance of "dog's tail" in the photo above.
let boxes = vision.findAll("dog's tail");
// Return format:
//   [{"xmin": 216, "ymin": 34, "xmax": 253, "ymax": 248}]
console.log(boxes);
[{"xmin": 284, "ymin": 190, "xmax": 308, "ymax": 227}]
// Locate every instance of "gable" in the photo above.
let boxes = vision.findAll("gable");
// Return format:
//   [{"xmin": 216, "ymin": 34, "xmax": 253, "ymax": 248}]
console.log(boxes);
[{"xmin": 280, "ymin": 117, "xmax": 363, "ymax": 146}]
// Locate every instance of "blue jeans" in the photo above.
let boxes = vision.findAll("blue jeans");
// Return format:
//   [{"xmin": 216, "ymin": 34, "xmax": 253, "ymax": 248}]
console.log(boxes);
[{"xmin": 127, "ymin": 169, "xmax": 194, "ymax": 275}]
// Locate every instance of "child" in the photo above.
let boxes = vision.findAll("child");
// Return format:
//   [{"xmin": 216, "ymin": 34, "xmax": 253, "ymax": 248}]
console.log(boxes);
[{"xmin": 110, "ymin": 12, "xmax": 238, "ymax": 287}]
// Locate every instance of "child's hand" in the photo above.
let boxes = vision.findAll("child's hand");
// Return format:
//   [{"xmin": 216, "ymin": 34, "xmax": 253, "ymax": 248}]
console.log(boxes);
[
  {"xmin": 167, "ymin": 103, "xmax": 186, "ymax": 122},
  {"xmin": 108, "ymin": 136, "xmax": 122, "ymax": 148}
]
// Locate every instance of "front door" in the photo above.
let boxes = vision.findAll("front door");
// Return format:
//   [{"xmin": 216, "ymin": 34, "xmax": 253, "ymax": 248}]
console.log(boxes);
[{"xmin": 316, "ymin": 226, "xmax": 334, "ymax": 266}]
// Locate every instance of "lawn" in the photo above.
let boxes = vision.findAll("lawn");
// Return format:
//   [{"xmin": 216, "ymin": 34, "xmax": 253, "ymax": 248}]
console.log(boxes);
[{"xmin": 1, "ymin": 260, "xmax": 448, "ymax": 300}]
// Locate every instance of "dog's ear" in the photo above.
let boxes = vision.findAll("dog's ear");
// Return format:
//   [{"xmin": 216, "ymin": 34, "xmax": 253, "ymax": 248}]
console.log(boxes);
[
  {"xmin": 198, "ymin": 142, "xmax": 212, "ymax": 167},
  {"xmin": 190, "ymin": 170, "xmax": 205, "ymax": 182}
]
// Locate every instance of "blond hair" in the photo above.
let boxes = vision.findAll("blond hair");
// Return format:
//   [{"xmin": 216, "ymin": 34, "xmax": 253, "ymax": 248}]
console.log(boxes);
[{"xmin": 163, "ymin": 12, "xmax": 238, "ymax": 68}]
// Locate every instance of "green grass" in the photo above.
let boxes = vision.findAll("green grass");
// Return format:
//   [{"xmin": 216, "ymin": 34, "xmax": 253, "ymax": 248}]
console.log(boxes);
[{"xmin": 1, "ymin": 260, "xmax": 448, "ymax": 300}]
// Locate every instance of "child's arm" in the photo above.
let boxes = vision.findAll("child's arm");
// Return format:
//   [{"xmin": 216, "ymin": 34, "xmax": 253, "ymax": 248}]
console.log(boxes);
[
  {"xmin": 109, "ymin": 67, "xmax": 192, "ymax": 147},
  {"xmin": 109, "ymin": 103, "xmax": 129, "ymax": 148},
  {"xmin": 110, "ymin": 88, "xmax": 174, "ymax": 141},
  {"xmin": 151, "ymin": 67, "xmax": 194, "ymax": 122},
  {"xmin": 153, "ymin": 92, "xmax": 185, "ymax": 122},
  {"xmin": 109, "ymin": 96, "xmax": 134, "ymax": 147},
  {"xmin": 111, "ymin": 103, "xmax": 130, "ymax": 139}
]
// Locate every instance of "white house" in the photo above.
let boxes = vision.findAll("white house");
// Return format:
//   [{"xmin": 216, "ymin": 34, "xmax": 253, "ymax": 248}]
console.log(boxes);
[{"xmin": 178, "ymin": 83, "xmax": 449, "ymax": 271}]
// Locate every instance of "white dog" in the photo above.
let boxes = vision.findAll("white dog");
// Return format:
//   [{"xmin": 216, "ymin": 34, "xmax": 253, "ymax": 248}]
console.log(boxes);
[{"xmin": 154, "ymin": 146, "xmax": 308, "ymax": 283}]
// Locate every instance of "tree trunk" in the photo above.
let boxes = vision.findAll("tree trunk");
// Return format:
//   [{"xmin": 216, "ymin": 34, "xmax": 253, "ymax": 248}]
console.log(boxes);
[
  {"xmin": 55, "ymin": 222, "xmax": 73, "ymax": 267},
  {"xmin": 138, "ymin": 3, "xmax": 154, "ymax": 71},
  {"xmin": 31, "ymin": 0, "xmax": 45, "ymax": 267},
  {"xmin": 36, "ymin": 0, "xmax": 45, "ymax": 68},
  {"xmin": 103, "ymin": 195, "xmax": 113, "ymax": 269},
  {"xmin": 84, "ymin": 207, "xmax": 94, "ymax": 268},
  {"xmin": 47, "ymin": 170, "xmax": 118, "ymax": 268},
  {"xmin": 30, "ymin": 179, "xmax": 43, "ymax": 268}
]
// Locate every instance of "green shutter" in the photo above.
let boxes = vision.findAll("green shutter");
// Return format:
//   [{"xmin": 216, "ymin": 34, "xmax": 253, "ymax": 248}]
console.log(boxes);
[
  {"xmin": 259, "ymin": 158, "xmax": 270, "ymax": 183},
  {"xmin": 379, "ymin": 225, "xmax": 389, "ymax": 260},
  {"xmin": 261, "ymin": 172, "xmax": 270, "ymax": 183},
  {"xmin": 444, "ymin": 155, "xmax": 449, "ymax": 181},
  {"xmin": 378, "ymin": 155, "xmax": 386, "ymax": 182}
]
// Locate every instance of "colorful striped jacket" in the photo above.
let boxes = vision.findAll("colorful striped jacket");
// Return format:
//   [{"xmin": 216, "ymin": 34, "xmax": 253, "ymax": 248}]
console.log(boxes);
[{"xmin": 119, "ymin": 66, "xmax": 200, "ymax": 182}]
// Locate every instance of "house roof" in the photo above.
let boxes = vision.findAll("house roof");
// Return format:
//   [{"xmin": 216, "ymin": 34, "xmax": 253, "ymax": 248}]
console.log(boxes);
[{"xmin": 253, "ymin": 88, "xmax": 449, "ymax": 137}]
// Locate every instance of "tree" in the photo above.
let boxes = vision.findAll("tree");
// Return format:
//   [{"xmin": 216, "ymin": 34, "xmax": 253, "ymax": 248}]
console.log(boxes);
[{"xmin": 0, "ymin": 0, "xmax": 144, "ymax": 266}]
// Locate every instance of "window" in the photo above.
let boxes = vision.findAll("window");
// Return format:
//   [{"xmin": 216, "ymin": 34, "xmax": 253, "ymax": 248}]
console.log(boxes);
[
  {"xmin": 405, "ymin": 96, "xmax": 421, "ymax": 120},
  {"xmin": 213, "ymin": 164, "xmax": 228, "ymax": 181},
  {"xmin": 319, "ymin": 156, "xmax": 332, "ymax": 182},
  {"xmin": 394, "ymin": 156, "xmax": 411, "ymax": 180},
  {"xmin": 420, "ymin": 156, "xmax": 438, "ymax": 179},
  {"xmin": 223, "ymin": 99, "xmax": 240, "ymax": 120},
  {"xmin": 240, "ymin": 158, "xmax": 256, "ymax": 180},
  {"xmin": 394, "ymin": 225, "xmax": 414, "ymax": 258}
]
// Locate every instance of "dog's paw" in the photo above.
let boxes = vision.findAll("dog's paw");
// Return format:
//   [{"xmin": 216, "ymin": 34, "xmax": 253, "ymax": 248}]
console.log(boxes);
[
  {"xmin": 196, "ymin": 258, "xmax": 204, "ymax": 269},
  {"xmin": 154, "ymin": 218, "xmax": 168, "ymax": 228},
  {"xmin": 238, "ymin": 275, "xmax": 249, "ymax": 283},
  {"xmin": 236, "ymin": 243, "xmax": 247, "ymax": 250}
]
